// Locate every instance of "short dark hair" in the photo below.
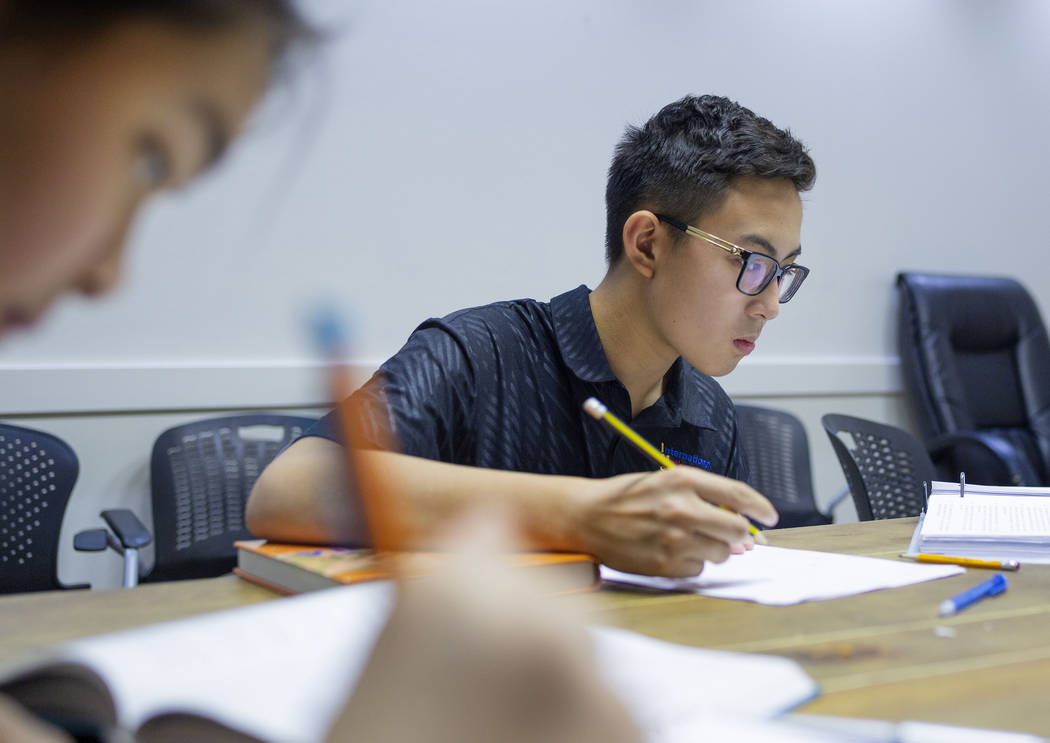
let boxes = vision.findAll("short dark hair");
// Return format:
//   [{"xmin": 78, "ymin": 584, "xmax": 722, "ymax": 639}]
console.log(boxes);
[
  {"xmin": 0, "ymin": 1, "xmax": 318, "ymax": 73},
  {"xmin": 604, "ymin": 94, "xmax": 816, "ymax": 265}
]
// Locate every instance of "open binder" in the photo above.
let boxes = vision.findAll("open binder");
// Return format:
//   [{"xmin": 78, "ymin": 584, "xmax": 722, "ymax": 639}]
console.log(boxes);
[{"xmin": 908, "ymin": 478, "xmax": 1050, "ymax": 564}]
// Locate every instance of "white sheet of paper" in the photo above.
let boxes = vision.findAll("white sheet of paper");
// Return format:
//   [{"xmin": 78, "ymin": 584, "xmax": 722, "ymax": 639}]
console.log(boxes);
[
  {"xmin": 590, "ymin": 625, "xmax": 817, "ymax": 736},
  {"xmin": 600, "ymin": 545, "xmax": 963, "ymax": 605},
  {"xmin": 782, "ymin": 714, "xmax": 1045, "ymax": 743}
]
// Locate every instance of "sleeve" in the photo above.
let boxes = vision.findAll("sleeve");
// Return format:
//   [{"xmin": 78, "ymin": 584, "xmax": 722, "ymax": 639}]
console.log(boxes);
[{"xmin": 298, "ymin": 320, "xmax": 479, "ymax": 464}]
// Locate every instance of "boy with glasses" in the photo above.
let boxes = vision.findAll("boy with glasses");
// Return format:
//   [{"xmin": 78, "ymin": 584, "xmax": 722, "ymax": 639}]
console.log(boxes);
[{"xmin": 248, "ymin": 94, "xmax": 815, "ymax": 578}]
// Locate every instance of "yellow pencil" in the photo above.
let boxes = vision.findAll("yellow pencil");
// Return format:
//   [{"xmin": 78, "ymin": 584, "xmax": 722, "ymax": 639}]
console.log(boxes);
[
  {"xmin": 899, "ymin": 553, "xmax": 1020, "ymax": 571},
  {"xmin": 582, "ymin": 396, "xmax": 767, "ymax": 545}
]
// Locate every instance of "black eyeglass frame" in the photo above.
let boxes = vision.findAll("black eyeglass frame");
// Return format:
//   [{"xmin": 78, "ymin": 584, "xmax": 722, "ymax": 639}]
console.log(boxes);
[{"xmin": 655, "ymin": 214, "xmax": 810, "ymax": 303}]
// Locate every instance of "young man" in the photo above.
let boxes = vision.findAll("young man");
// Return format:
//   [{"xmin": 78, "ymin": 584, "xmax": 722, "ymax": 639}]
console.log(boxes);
[{"xmin": 247, "ymin": 94, "xmax": 815, "ymax": 578}]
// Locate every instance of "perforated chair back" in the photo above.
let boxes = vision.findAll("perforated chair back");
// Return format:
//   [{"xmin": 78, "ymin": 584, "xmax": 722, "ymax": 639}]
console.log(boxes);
[
  {"xmin": 821, "ymin": 413, "xmax": 936, "ymax": 521},
  {"xmin": 147, "ymin": 413, "xmax": 316, "ymax": 582},
  {"xmin": 0, "ymin": 423, "xmax": 83, "ymax": 593},
  {"xmin": 735, "ymin": 405, "xmax": 828, "ymax": 528}
]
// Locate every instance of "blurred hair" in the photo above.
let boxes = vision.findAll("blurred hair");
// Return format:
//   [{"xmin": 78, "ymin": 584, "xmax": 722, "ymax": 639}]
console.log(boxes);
[
  {"xmin": 604, "ymin": 94, "xmax": 816, "ymax": 265},
  {"xmin": 0, "ymin": 0, "xmax": 318, "ymax": 71}
]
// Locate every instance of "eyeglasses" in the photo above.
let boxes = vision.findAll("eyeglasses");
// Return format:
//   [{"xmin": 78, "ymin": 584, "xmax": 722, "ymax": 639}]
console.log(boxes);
[{"xmin": 655, "ymin": 214, "xmax": 809, "ymax": 304}]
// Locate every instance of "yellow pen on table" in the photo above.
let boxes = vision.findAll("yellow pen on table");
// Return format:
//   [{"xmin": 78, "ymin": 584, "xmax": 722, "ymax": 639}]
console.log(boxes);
[
  {"xmin": 899, "ymin": 553, "xmax": 1020, "ymax": 571},
  {"xmin": 582, "ymin": 396, "xmax": 767, "ymax": 545}
]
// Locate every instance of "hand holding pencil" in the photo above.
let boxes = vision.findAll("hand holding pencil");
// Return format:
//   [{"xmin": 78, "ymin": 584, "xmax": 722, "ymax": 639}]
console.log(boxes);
[
  {"xmin": 574, "ymin": 397, "xmax": 778, "ymax": 577},
  {"xmin": 583, "ymin": 397, "xmax": 768, "ymax": 545}
]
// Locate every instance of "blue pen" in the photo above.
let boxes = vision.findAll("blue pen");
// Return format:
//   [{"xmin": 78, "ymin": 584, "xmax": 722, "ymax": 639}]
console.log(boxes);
[{"xmin": 938, "ymin": 573, "xmax": 1008, "ymax": 617}]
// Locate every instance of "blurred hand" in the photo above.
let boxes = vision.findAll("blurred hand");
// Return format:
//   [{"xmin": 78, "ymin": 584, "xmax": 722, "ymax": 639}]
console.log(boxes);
[
  {"xmin": 0, "ymin": 696, "xmax": 71, "ymax": 743},
  {"xmin": 325, "ymin": 509, "xmax": 642, "ymax": 743},
  {"xmin": 571, "ymin": 467, "xmax": 778, "ymax": 577}
]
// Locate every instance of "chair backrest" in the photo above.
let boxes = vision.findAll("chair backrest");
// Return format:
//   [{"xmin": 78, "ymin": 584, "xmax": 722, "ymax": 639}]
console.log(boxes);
[
  {"xmin": 0, "ymin": 423, "xmax": 81, "ymax": 593},
  {"xmin": 821, "ymin": 413, "xmax": 936, "ymax": 521},
  {"xmin": 735, "ymin": 405, "xmax": 828, "ymax": 528},
  {"xmin": 147, "ymin": 413, "xmax": 317, "ymax": 582},
  {"xmin": 897, "ymin": 272, "xmax": 1050, "ymax": 484}
]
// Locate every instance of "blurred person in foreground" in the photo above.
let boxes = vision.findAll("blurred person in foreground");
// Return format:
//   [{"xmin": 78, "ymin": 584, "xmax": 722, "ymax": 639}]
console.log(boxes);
[{"xmin": 0, "ymin": 2, "xmax": 640, "ymax": 742}]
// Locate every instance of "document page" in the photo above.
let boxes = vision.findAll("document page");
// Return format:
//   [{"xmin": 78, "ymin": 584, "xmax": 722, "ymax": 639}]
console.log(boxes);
[
  {"xmin": 600, "ymin": 545, "xmax": 962, "ymax": 605},
  {"xmin": 922, "ymin": 492, "xmax": 1050, "ymax": 540}
]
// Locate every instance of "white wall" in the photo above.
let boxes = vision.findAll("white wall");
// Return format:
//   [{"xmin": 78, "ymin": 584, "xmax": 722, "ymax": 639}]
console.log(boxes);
[{"xmin": 2, "ymin": 0, "xmax": 1049, "ymax": 588}]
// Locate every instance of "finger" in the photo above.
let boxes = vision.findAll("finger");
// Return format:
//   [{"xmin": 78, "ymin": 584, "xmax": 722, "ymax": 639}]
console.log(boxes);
[
  {"xmin": 670, "ymin": 467, "xmax": 780, "ymax": 527},
  {"xmin": 663, "ymin": 533, "xmax": 733, "ymax": 576},
  {"xmin": 660, "ymin": 487, "xmax": 756, "ymax": 545}
]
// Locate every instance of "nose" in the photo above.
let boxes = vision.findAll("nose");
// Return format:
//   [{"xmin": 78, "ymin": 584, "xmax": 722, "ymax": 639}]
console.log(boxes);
[
  {"xmin": 76, "ymin": 241, "xmax": 126, "ymax": 298},
  {"xmin": 77, "ymin": 252, "xmax": 123, "ymax": 297},
  {"xmin": 76, "ymin": 212, "xmax": 134, "ymax": 297},
  {"xmin": 749, "ymin": 278, "xmax": 780, "ymax": 321}
]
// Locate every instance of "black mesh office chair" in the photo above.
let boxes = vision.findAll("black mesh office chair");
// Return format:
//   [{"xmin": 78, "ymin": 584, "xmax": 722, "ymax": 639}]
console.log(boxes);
[
  {"xmin": 145, "ymin": 413, "xmax": 317, "ymax": 582},
  {"xmin": 735, "ymin": 405, "xmax": 842, "ymax": 527},
  {"xmin": 0, "ymin": 423, "xmax": 87, "ymax": 593},
  {"xmin": 83, "ymin": 413, "xmax": 317, "ymax": 585},
  {"xmin": 821, "ymin": 413, "xmax": 937, "ymax": 521},
  {"xmin": 897, "ymin": 272, "xmax": 1050, "ymax": 486}
]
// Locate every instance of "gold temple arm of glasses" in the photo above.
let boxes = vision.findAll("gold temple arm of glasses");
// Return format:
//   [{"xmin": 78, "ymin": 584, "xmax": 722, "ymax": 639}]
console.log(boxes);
[{"xmin": 682, "ymin": 224, "xmax": 743, "ymax": 256}]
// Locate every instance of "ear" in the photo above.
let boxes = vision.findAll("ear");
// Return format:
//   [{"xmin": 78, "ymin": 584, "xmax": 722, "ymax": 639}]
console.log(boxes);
[{"xmin": 621, "ymin": 210, "xmax": 662, "ymax": 279}]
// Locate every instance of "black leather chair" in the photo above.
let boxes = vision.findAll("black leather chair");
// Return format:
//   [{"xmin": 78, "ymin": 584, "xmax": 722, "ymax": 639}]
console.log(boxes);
[
  {"xmin": 897, "ymin": 272, "xmax": 1050, "ymax": 486},
  {"xmin": 821, "ymin": 413, "xmax": 936, "ymax": 521},
  {"xmin": 0, "ymin": 423, "xmax": 88, "ymax": 593},
  {"xmin": 735, "ymin": 405, "xmax": 844, "ymax": 527}
]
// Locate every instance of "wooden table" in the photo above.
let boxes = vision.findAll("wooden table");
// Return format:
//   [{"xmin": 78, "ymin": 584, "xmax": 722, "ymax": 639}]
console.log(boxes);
[
  {"xmin": 2, "ymin": 518, "xmax": 1048, "ymax": 736},
  {"xmin": 587, "ymin": 518, "xmax": 1050, "ymax": 737}
]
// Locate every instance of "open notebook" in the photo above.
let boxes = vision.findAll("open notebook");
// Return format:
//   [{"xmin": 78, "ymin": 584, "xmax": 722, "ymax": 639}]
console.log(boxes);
[{"xmin": 0, "ymin": 582, "xmax": 818, "ymax": 743}]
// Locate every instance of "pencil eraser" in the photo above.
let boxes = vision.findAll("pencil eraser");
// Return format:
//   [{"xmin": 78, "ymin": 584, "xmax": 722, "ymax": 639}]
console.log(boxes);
[{"xmin": 582, "ymin": 397, "xmax": 607, "ymax": 419}]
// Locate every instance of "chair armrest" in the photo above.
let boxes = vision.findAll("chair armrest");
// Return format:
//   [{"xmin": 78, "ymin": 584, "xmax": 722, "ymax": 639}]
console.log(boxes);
[
  {"xmin": 73, "ymin": 528, "xmax": 110, "ymax": 552},
  {"xmin": 825, "ymin": 486, "xmax": 851, "ymax": 515},
  {"xmin": 100, "ymin": 509, "xmax": 153, "ymax": 549},
  {"xmin": 928, "ymin": 431, "xmax": 1038, "ymax": 486}
]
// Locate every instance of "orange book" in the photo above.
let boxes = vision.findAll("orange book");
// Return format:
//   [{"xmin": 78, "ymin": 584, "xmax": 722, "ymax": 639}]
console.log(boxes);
[{"xmin": 234, "ymin": 539, "xmax": 600, "ymax": 596}]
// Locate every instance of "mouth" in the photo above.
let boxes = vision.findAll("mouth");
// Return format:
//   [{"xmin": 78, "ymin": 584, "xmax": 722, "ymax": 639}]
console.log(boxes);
[{"xmin": 733, "ymin": 337, "xmax": 756, "ymax": 355}]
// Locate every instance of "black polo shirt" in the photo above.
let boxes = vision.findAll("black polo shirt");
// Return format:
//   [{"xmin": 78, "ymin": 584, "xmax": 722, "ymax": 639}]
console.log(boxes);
[{"xmin": 307, "ymin": 285, "xmax": 748, "ymax": 482}]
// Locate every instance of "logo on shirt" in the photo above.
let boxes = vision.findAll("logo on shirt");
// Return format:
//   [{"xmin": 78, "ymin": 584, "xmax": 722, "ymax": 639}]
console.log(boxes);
[{"xmin": 661, "ymin": 442, "xmax": 711, "ymax": 470}]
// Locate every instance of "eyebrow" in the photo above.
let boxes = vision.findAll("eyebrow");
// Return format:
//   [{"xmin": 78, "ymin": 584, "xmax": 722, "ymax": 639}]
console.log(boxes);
[
  {"xmin": 739, "ymin": 233, "xmax": 803, "ymax": 263},
  {"xmin": 190, "ymin": 98, "xmax": 232, "ymax": 170}
]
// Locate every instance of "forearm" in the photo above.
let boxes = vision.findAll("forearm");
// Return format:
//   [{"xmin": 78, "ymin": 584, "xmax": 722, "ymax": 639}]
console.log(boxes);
[
  {"xmin": 246, "ymin": 437, "xmax": 366, "ymax": 544},
  {"xmin": 359, "ymin": 450, "xmax": 598, "ymax": 552},
  {"xmin": 246, "ymin": 437, "xmax": 598, "ymax": 550},
  {"xmin": 247, "ymin": 439, "xmax": 773, "ymax": 575}
]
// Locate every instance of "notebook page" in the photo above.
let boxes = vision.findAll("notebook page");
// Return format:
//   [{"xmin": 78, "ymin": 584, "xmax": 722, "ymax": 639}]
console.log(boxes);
[
  {"xmin": 921, "ymin": 493, "xmax": 1050, "ymax": 540},
  {"xmin": 591, "ymin": 625, "xmax": 818, "ymax": 737},
  {"xmin": 61, "ymin": 582, "xmax": 395, "ymax": 742},
  {"xmin": 47, "ymin": 579, "xmax": 820, "ymax": 743}
]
